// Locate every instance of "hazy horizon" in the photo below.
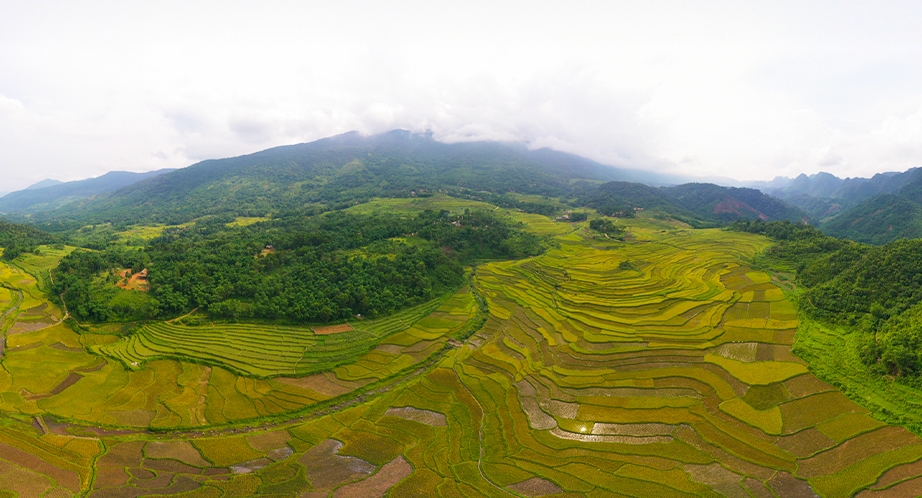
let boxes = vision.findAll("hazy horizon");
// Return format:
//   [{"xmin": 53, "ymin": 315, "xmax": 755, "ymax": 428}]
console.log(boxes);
[
  {"xmin": 4, "ymin": 128, "xmax": 920, "ymax": 196},
  {"xmin": 3, "ymin": 1, "xmax": 922, "ymax": 191}
]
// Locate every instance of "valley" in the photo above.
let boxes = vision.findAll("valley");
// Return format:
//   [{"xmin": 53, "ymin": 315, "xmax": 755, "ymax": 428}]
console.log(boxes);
[
  {"xmin": 2, "ymin": 133, "xmax": 922, "ymax": 496},
  {"xmin": 1, "ymin": 198, "xmax": 921, "ymax": 496}
]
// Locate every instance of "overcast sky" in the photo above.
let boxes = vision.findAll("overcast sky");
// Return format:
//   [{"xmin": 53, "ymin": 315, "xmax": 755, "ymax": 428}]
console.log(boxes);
[{"xmin": 2, "ymin": 1, "xmax": 922, "ymax": 191}]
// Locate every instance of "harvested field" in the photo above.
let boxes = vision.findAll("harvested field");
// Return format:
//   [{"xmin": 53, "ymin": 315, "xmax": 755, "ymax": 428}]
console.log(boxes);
[
  {"xmin": 144, "ymin": 441, "xmax": 210, "ymax": 467},
  {"xmin": 332, "ymin": 456, "xmax": 412, "ymax": 498},
  {"xmin": 385, "ymin": 406, "xmax": 447, "ymax": 426},
  {"xmin": 299, "ymin": 439, "xmax": 375, "ymax": 490},
  {"xmin": 507, "ymin": 477, "xmax": 563, "ymax": 496},
  {"xmin": 312, "ymin": 323, "xmax": 354, "ymax": 335},
  {"xmin": 3, "ymin": 212, "xmax": 922, "ymax": 496},
  {"xmin": 7, "ymin": 316, "xmax": 58, "ymax": 335}
]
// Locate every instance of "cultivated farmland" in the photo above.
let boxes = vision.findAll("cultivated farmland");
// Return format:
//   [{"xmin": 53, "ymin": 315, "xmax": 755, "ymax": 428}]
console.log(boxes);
[{"xmin": 1, "ymin": 211, "xmax": 921, "ymax": 496}]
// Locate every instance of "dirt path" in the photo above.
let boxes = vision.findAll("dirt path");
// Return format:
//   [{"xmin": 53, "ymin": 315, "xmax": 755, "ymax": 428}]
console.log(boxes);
[{"xmin": 168, "ymin": 308, "xmax": 199, "ymax": 323}]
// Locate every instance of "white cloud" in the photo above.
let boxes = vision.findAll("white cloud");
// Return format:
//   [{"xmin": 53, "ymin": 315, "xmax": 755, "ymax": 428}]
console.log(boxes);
[{"xmin": 1, "ymin": 1, "xmax": 922, "ymax": 190}]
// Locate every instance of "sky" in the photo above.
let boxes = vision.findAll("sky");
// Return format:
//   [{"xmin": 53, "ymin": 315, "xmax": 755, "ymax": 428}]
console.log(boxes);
[{"xmin": 2, "ymin": 1, "xmax": 922, "ymax": 192}]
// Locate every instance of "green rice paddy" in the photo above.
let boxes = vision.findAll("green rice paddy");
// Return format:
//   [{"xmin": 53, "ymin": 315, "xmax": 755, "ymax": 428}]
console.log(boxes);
[{"xmin": 1, "ymin": 209, "xmax": 921, "ymax": 496}]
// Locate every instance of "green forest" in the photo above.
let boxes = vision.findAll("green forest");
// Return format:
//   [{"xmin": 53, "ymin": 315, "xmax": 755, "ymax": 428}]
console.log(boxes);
[
  {"xmin": 50, "ymin": 209, "xmax": 542, "ymax": 323},
  {"xmin": 731, "ymin": 219, "xmax": 922, "ymax": 381}
]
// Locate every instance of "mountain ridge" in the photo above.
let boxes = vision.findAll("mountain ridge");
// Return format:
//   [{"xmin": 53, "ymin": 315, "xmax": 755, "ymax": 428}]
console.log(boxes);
[{"xmin": 0, "ymin": 168, "xmax": 177, "ymax": 214}]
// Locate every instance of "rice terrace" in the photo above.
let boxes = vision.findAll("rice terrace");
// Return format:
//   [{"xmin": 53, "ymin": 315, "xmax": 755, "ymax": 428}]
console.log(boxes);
[{"xmin": 2, "ymin": 184, "xmax": 922, "ymax": 497}]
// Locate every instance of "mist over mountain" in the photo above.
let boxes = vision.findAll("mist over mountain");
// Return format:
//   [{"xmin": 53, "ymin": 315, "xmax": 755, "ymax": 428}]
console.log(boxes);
[{"xmin": 18, "ymin": 130, "xmax": 782, "ymax": 228}]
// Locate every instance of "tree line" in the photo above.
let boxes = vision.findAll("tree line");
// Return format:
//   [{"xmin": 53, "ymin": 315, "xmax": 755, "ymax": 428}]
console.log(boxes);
[
  {"xmin": 730, "ymin": 219, "xmax": 922, "ymax": 379},
  {"xmin": 51, "ymin": 209, "xmax": 542, "ymax": 323}
]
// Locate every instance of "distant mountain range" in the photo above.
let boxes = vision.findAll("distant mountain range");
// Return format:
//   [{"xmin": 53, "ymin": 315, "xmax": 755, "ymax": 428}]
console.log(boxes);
[
  {"xmin": 0, "ymin": 169, "xmax": 176, "ymax": 215},
  {"xmin": 6, "ymin": 130, "xmax": 920, "ymax": 244},
  {"xmin": 744, "ymin": 168, "xmax": 922, "ymax": 244},
  {"xmin": 583, "ymin": 181, "xmax": 807, "ymax": 227},
  {"xmin": 12, "ymin": 130, "xmax": 799, "ymax": 228},
  {"xmin": 24, "ymin": 179, "xmax": 64, "ymax": 190}
]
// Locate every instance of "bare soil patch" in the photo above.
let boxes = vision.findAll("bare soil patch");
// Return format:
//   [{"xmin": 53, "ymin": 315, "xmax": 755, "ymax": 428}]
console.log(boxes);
[
  {"xmin": 128, "ymin": 468, "xmax": 155, "ymax": 480},
  {"xmin": 22, "ymin": 372, "xmax": 83, "ymax": 400},
  {"xmin": 550, "ymin": 427, "xmax": 672, "ymax": 444},
  {"xmin": 9, "ymin": 341, "xmax": 42, "ymax": 351},
  {"xmin": 115, "ymin": 268, "xmax": 149, "ymax": 292},
  {"xmin": 375, "ymin": 344, "xmax": 403, "ymax": 354},
  {"xmin": 144, "ymin": 441, "xmax": 211, "ymax": 467},
  {"xmin": 384, "ymin": 406, "xmax": 447, "ymax": 426},
  {"xmin": 131, "ymin": 471, "xmax": 174, "ymax": 489},
  {"xmin": 867, "ymin": 458, "xmax": 922, "ymax": 490},
  {"xmin": 0, "ymin": 463, "xmax": 54, "ymax": 498},
  {"xmin": 312, "ymin": 323, "xmax": 354, "ymax": 335},
  {"xmin": 683, "ymin": 464, "xmax": 746, "ymax": 498},
  {"xmin": 74, "ymin": 359, "xmax": 108, "ymax": 373},
  {"xmin": 246, "ymin": 430, "xmax": 291, "ymax": 452},
  {"xmin": 268, "ymin": 446, "xmax": 294, "ymax": 461},
  {"xmin": 767, "ymin": 472, "xmax": 818, "ymax": 498},
  {"xmin": 591, "ymin": 423, "xmax": 677, "ymax": 436},
  {"xmin": 50, "ymin": 372, "xmax": 83, "ymax": 395},
  {"xmin": 97, "ymin": 441, "xmax": 145, "ymax": 467},
  {"xmin": 22, "ymin": 303, "xmax": 46, "ymax": 315},
  {"xmin": 798, "ymin": 426, "xmax": 916, "ymax": 478},
  {"xmin": 144, "ymin": 458, "xmax": 202, "ymax": 475},
  {"xmin": 333, "ymin": 456, "xmax": 412, "ymax": 498},
  {"xmin": 784, "ymin": 375, "xmax": 835, "ymax": 398},
  {"xmin": 857, "ymin": 476, "xmax": 922, "ymax": 498},
  {"xmin": 49, "ymin": 342, "xmax": 84, "ymax": 352},
  {"xmin": 92, "ymin": 466, "xmax": 130, "ymax": 489},
  {"xmin": 775, "ymin": 428, "xmax": 836, "ymax": 458},
  {"xmin": 7, "ymin": 317, "xmax": 57, "ymax": 335},
  {"xmin": 507, "ymin": 477, "xmax": 564, "ymax": 497},
  {"xmin": 0, "ymin": 441, "xmax": 81, "ymax": 492},
  {"xmin": 298, "ymin": 439, "xmax": 375, "ymax": 490},
  {"xmin": 230, "ymin": 457, "xmax": 272, "ymax": 474}
]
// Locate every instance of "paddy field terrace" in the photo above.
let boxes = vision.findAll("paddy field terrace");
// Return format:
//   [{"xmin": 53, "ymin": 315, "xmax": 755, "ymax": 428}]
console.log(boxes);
[{"xmin": 0, "ymin": 201, "xmax": 919, "ymax": 496}]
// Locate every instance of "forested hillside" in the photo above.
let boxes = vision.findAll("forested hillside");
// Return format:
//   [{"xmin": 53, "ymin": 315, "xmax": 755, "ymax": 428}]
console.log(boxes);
[
  {"xmin": 583, "ymin": 181, "xmax": 807, "ymax": 226},
  {"xmin": 0, "ymin": 168, "xmax": 175, "ymax": 214},
  {"xmin": 22, "ymin": 131, "xmax": 639, "ymax": 227},
  {"xmin": 731, "ymin": 219, "xmax": 922, "ymax": 386},
  {"xmin": 0, "ymin": 219, "xmax": 60, "ymax": 260},
  {"xmin": 822, "ymin": 170, "xmax": 922, "ymax": 244},
  {"xmin": 17, "ymin": 131, "xmax": 809, "ymax": 232},
  {"xmin": 52, "ymin": 208, "xmax": 541, "ymax": 322}
]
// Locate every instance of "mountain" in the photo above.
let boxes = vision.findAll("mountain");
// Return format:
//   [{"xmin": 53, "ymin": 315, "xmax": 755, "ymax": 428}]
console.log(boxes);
[
  {"xmin": 20, "ymin": 131, "xmax": 703, "ymax": 227},
  {"xmin": 822, "ymin": 194, "xmax": 922, "ymax": 244},
  {"xmin": 0, "ymin": 169, "xmax": 176, "ymax": 215},
  {"xmin": 0, "ymin": 218, "xmax": 59, "ymax": 260},
  {"xmin": 24, "ymin": 179, "xmax": 64, "ymax": 190},
  {"xmin": 749, "ymin": 169, "xmax": 921, "ymax": 222},
  {"xmin": 743, "ymin": 176, "xmax": 792, "ymax": 191},
  {"xmin": 584, "ymin": 181, "xmax": 807, "ymax": 226},
  {"xmin": 822, "ymin": 170, "xmax": 922, "ymax": 244}
]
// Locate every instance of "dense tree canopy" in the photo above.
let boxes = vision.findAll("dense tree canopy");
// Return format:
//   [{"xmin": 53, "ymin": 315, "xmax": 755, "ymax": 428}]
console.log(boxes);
[
  {"xmin": 0, "ymin": 220, "xmax": 59, "ymax": 260},
  {"xmin": 730, "ymin": 220, "xmax": 922, "ymax": 380},
  {"xmin": 52, "ymin": 209, "xmax": 542, "ymax": 323}
]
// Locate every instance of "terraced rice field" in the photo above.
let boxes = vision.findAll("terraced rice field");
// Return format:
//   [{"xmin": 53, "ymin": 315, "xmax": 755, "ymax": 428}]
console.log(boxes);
[
  {"xmin": 1, "ymin": 255, "xmax": 64, "ymax": 350},
  {"xmin": 3, "ymin": 213, "xmax": 922, "ymax": 496},
  {"xmin": 92, "ymin": 296, "xmax": 451, "ymax": 377},
  {"xmin": 0, "ymin": 281, "xmax": 478, "ymax": 430}
]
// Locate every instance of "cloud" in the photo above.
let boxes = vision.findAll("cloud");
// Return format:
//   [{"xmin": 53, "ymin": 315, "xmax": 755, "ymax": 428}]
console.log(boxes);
[{"xmin": 2, "ymin": 1, "xmax": 922, "ymax": 190}]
